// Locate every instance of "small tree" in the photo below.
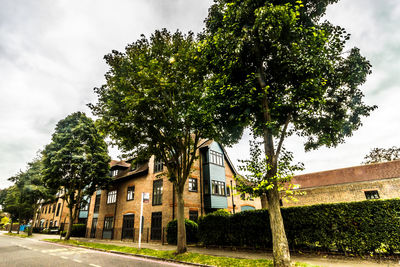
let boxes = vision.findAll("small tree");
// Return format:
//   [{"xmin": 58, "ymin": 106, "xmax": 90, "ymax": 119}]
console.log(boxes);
[
  {"xmin": 203, "ymin": 1, "xmax": 376, "ymax": 265},
  {"xmin": 8, "ymin": 157, "xmax": 55, "ymax": 236},
  {"xmin": 42, "ymin": 112, "xmax": 110, "ymax": 240},
  {"xmin": 363, "ymin": 147, "xmax": 400, "ymax": 164},
  {"xmin": 90, "ymin": 29, "xmax": 217, "ymax": 254}
]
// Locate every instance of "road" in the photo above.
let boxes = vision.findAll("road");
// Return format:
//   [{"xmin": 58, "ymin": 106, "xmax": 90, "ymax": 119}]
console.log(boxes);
[{"xmin": 0, "ymin": 234, "xmax": 190, "ymax": 267}]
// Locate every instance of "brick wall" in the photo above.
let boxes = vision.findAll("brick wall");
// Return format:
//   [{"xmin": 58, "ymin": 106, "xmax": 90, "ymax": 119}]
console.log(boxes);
[{"xmin": 285, "ymin": 160, "xmax": 400, "ymax": 207}]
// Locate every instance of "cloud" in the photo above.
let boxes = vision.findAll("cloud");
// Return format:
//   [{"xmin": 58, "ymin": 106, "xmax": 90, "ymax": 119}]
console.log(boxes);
[
  {"xmin": 1, "ymin": 0, "xmax": 399, "ymax": 188},
  {"xmin": 0, "ymin": 0, "xmax": 212, "ymax": 188}
]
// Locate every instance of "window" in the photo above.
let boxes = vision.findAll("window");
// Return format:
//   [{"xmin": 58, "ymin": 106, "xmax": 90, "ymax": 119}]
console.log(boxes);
[
  {"xmin": 226, "ymin": 186, "xmax": 231, "ymax": 196},
  {"xmin": 365, "ymin": 190, "xmax": 380, "ymax": 199},
  {"xmin": 154, "ymin": 158, "xmax": 163, "ymax": 173},
  {"xmin": 189, "ymin": 178, "xmax": 198, "ymax": 192},
  {"xmin": 210, "ymin": 150, "xmax": 223, "ymax": 166},
  {"xmin": 104, "ymin": 216, "xmax": 114, "ymax": 230},
  {"xmin": 80, "ymin": 199, "xmax": 89, "ymax": 211},
  {"xmin": 189, "ymin": 210, "xmax": 198, "ymax": 222},
  {"xmin": 94, "ymin": 193, "xmax": 101, "ymax": 212},
  {"xmin": 54, "ymin": 220, "xmax": 57, "ymax": 227},
  {"xmin": 52, "ymin": 204, "xmax": 56, "ymax": 213},
  {"xmin": 127, "ymin": 186, "xmax": 135, "ymax": 201},
  {"xmin": 152, "ymin": 179, "xmax": 163, "ymax": 205},
  {"xmin": 240, "ymin": 193, "xmax": 245, "ymax": 200},
  {"xmin": 212, "ymin": 180, "xmax": 225, "ymax": 196},
  {"xmin": 107, "ymin": 190, "xmax": 117, "ymax": 204},
  {"xmin": 249, "ymin": 194, "xmax": 254, "ymax": 201},
  {"xmin": 56, "ymin": 203, "xmax": 61, "ymax": 216},
  {"xmin": 111, "ymin": 169, "xmax": 119, "ymax": 177}
]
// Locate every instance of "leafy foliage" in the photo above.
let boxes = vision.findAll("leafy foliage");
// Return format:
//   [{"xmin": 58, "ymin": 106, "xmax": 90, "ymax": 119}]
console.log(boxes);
[
  {"xmin": 203, "ymin": 0, "xmax": 376, "ymax": 264},
  {"xmin": 90, "ymin": 29, "xmax": 219, "ymax": 253},
  {"xmin": 198, "ymin": 199, "xmax": 400, "ymax": 255},
  {"xmin": 71, "ymin": 224, "xmax": 87, "ymax": 237},
  {"xmin": 166, "ymin": 219, "xmax": 199, "ymax": 244},
  {"xmin": 363, "ymin": 147, "xmax": 400, "ymax": 164},
  {"xmin": 42, "ymin": 112, "xmax": 110, "ymax": 239},
  {"xmin": 235, "ymin": 140, "xmax": 303, "ymax": 200}
]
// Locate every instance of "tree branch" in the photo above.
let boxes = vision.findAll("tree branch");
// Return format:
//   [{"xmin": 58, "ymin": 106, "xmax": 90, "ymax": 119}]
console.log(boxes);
[{"xmin": 274, "ymin": 114, "xmax": 291, "ymax": 164}]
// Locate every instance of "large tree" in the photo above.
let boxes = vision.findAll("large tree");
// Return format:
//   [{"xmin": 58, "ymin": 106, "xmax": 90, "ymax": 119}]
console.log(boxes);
[
  {"xmin": 90, "ymin": 29, "xmax": 216, "ymax": 254},
  {"xmin": 203, "ymin": 0, "xmax": 376, "ymax": 265},
  {"xmin": 42, "ymin": 112, "xmax": 111, "ymax": 240}
]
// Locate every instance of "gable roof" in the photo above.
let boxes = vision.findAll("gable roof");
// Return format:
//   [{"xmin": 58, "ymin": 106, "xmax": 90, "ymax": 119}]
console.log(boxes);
[{"xmin": 198, "ymin": 139, "xmax": 239, "ymax": 176}]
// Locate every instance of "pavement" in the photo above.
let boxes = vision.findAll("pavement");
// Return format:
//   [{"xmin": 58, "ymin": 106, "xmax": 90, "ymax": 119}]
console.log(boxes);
[{"xmin": 2, "ymin": 231, "xmax": 400, "ymax": 267}]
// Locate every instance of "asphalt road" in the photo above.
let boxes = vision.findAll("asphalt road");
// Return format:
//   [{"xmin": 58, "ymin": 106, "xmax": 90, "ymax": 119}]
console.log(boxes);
[{"xmin": 0, "ymin": 234, "xmax": 190, "ymax": 267}]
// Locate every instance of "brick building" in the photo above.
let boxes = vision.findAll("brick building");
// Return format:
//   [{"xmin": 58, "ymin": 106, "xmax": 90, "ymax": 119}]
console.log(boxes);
[
  {"xmin": 85, "ymin": 140, "xmax": 261, "ymax": 241},
  {"xmin": 33, "ymin": 192, "xmax": 70, "ymax": 231},
  {"xmin": 285, "ymin": 159, "xmax": 400, "ymax": 207}
]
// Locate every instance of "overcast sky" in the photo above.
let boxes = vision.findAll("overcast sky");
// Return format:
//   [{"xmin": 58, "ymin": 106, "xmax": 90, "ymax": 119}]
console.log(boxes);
[{"xmin": 0, "ymin": 0, "xmax": 399, "ymax": 189}]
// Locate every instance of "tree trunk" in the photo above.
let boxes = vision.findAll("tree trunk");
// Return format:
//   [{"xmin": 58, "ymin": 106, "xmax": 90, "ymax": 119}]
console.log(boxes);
[
  {"xmin": 28, "ymin": 225, "xmax": 33, "ymax": 236},
  {"xmin": 176, "ymin": 188, "xmax": 187, "ymax": 254},
  {"xmin": 261, "ymin": 194, "xmax": 268, "ymax": 209},
  {"xmin": 267, "ymin": 186, "xmax": 291, "ymax": 267},
  {"xmin": 17, "ymin": 216, "xmax": 21, "ymax": 234},
  {"xmin": 8, "ymin": 218, "xmax": 12, "ymax": 233},
  {"xmin": 64, "ymin": 207, "xmax": 74, "ymax": 240}
]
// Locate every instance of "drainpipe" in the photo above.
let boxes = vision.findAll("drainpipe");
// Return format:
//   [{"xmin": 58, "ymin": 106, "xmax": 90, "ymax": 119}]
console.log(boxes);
[
  {"xmin": 200, "ymin": 152, "xmax": 203, "ymax": 217},
  {"xmin": 172, "ymin": 184, "xmax": 175, "ymax": 220},
  {"xmin": 231, "ymin": 180, "xmax": 235, "ymax": 214},
  {"xmin": 112, "ymin": 189, "xmax": 118, "ymax": 239}
]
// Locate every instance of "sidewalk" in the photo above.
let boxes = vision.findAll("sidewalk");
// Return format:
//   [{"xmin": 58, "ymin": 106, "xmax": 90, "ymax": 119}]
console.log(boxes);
[{"xmin": 2, "ymin": 231, "xmax": 398, "ymax": 267}]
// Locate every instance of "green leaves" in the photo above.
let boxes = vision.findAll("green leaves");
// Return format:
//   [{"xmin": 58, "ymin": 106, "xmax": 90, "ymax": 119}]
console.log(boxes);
[{"xmin": 42, "ymin": 112, "xmax": 110, "ymax": 208}]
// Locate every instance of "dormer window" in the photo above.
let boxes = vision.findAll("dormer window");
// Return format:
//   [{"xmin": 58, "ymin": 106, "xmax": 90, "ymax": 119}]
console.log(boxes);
[{"xmin": 111, "ymin": 169, "xmax": 119, "ymax": 177}]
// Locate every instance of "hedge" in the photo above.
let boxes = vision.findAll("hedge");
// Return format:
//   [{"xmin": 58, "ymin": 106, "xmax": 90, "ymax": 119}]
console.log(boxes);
[
  {"xmin": 198, "ymin": 199, "xmax": 400, "ymax": 255},
  {"xmin": 166, "ymin": 219, "xmax": 198, "ymax": 244},
  {"xmin": 70, "ymin": 224, "xmax": 87, "ymax": 237}
]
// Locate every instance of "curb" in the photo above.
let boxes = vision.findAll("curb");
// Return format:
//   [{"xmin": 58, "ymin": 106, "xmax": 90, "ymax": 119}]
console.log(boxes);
[{"xmin": 41, "ymin": 240, "xmax": 211, "ymax": 267}]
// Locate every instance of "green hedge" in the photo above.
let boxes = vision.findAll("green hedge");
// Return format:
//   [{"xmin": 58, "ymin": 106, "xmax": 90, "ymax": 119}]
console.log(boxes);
[
  {"xmin": 71, "ymin": 224, "xmax": 86, "ymax": 237},
  {"xmin": 198, "ymin": 199, "xmax": 400, "ymax": 255},
  {"xmin": 166, "ymin": 219, "xmax": 198, "ymax": 244}
]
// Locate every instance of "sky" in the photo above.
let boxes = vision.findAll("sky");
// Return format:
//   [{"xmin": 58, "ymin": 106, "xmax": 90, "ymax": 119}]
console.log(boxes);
[{"xmin": 0, "ymin": 0, "xmax": 399, "ymax": 189}]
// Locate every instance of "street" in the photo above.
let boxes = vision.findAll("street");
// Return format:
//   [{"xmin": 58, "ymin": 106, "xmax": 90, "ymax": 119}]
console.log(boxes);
[{"xmin": 0, "ymin": 234, "xmax": 189, "ymax": 267}]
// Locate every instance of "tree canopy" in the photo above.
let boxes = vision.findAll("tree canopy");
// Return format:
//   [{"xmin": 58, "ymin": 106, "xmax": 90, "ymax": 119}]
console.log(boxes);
[
  {"xmin": 363, "ymin": 147, "xmax": 400, "ymax": 164},
  {"xmin": 90, "ymin": 29, "xmax": 217, "ymax": 253},
  {"xmin": 202, "ymin": 0, "xmax": 376, "ymax": 266},
  {"xmin": 42, "ymin": 112, "xmax": 110, "ymax": 240}
]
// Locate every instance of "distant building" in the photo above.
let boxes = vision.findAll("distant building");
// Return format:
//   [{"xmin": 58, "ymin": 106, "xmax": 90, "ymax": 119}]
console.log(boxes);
[{"xmin": 285, "ymin": 159, "xmax": 400, "ymax": 207}]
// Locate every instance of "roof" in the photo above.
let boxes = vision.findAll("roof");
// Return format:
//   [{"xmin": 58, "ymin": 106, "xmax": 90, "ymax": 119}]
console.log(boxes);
[
  {"xmin": 112, "ymin": 162, "xmax": 149, "ymax": 181},
  {"xmin": 198, "ymin": 139, "xmax": 239, "ymax": 176},
  {"xmin": 110, "ymin": 160, "xmax": 130, "ymax": 168},
  {"xmin": 292, "ymin": 159, "xmax": 400, "ymax": 189}
]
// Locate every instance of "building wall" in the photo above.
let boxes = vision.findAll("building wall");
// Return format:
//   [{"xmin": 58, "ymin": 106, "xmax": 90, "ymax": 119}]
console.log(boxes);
[
  {"xmin": 87, "ymin": 144, "xmax": 261, "ymax": 241},
  {"xmin": 285, "ymin": 160, "xmax": 400, "ymax": 207}
]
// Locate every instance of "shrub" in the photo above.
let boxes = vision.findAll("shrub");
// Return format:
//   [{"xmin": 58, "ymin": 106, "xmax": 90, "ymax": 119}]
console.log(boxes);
[
  {"xmin": 198, "ymin": 209, "xmax": 231, "ymax": 246},
  {"xmin": 197, "ymin": 199, "xmax": 400, "ymax": 255},
  {"xmin": 70, "ymin": 224, "xmax": 86, "ymax": 237},
  {"xmin": 166, "ymin": 219, "xmax": 198, "ymax": 244}
]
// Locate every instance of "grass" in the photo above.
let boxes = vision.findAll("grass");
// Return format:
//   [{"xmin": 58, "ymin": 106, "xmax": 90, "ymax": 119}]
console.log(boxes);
[
  {"xmin": 4, "ymin": 232, "xmax": 31, "ymax": 238},
  {"xmin": 44, "ymin": 239, "xmax": 318, "ymax": 267}
]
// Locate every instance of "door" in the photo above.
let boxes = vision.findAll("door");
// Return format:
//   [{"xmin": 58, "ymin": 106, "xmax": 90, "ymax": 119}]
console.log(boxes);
[
  {"xmin": 90, "ymin": 218, "xmax": 98, "ymax": 238},
  {"xmin": 151, "ymin": 212, "xmax": 162, "ymax": 240},
  {"xmin": 121, "ymin": 214, "xmax": 135, "ymax": 239}
]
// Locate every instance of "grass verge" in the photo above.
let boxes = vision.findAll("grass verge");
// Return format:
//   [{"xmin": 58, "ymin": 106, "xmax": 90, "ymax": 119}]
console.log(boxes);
[
  {"xmin": 44, "ymin": 239, "xmax": 318, "ymax": 267},
  {"xmin": 4, "ymin": 232, "xmax": 31, "ymax": 238}
]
